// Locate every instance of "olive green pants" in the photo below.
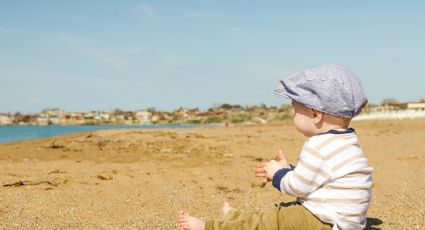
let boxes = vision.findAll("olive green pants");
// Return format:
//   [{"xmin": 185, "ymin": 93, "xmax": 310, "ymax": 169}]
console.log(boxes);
[{"xmin": 205, "ymin": 202, "xmax": 332, "ymax": 230}]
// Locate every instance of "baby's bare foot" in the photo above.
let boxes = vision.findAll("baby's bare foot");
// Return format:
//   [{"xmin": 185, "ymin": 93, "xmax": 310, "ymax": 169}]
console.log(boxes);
[
  {"xmin": 178, "ymin": 210, "xmax": 205, "ymax": 230},
  {"xmin": 221, "ymin": 201, "xmax": 232, "ymax": 216}
]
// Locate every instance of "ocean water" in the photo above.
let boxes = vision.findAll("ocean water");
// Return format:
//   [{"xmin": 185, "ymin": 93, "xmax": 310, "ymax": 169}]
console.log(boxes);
[{"xmin": 0, "ymin": 125, "xmax": 196, "ymax": 143}]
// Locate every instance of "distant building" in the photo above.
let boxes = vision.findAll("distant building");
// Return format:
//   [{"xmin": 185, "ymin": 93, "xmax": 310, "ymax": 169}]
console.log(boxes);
[
  {"xmin": 0, "ymin": 114, "xmax": 12, "ymax": 125},
  {"xmin": 135, "ymin": 110, "xmax": 152, "ymax": 124},
  {"xmin": 49, "ymin": 117, "xmax": 61, "ymax": 125},
  {"xmin": 151, "ymin": 115, "xmax": 160, "ymax": 123},
  {"xmin": 116, "ymin": 115, "xmax": 125, "ymax": 121},
  {"xmin": 23, "ymin": 115, "xmax": 38, "ymax": 125},
  {"xmin": 84, "ymin": 112, "xmax": 96, "ymax": 121},
  {"xmin": 42, "ymin": 108, "xmax": 63, "ymax": 117},
  {"xmin": 355, "ymin": 101, "xmax": 425, "ymax": 120},
  {"xmin": 70, "ymin": 112, "xmax": 84, "ymax": 120},
  {"xmin": 407, "ymin": 103, "xmax": 425, "ymax": 110},
  {"xmin": 36, "ymin": 114, "xmax": 49, "ymax": 126},
  {"xmin": 100, "ymin": 112, "xmax": 110, "ymax": 122},
  {"xmin": 65, "ymin": 112, "xmax": 85, "ymax": 124}
]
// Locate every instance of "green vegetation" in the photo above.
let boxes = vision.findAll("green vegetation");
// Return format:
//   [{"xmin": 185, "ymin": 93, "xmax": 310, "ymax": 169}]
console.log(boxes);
[
  {"xmin": 204, "ymin": 116, "xmax": 223, "ymax": 124},
  {"xmin": 189, "ymin": 119, "xmax": 202, "ymax": 124},
  {"xmin": 230, "ymin": 113, "xmax": 252, "ymax": 123}
]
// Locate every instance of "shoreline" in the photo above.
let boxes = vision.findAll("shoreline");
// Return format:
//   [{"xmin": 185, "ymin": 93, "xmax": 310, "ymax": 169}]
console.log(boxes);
[{"xmin": 0, "ymin": 124, "xmax": 204, "ymax": 144}]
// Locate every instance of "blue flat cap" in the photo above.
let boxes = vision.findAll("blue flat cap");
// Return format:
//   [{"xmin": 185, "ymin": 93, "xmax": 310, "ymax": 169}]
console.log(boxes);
[{"xmin": 274, "ymin": 64, "xmax": 368, "ymax": 118}]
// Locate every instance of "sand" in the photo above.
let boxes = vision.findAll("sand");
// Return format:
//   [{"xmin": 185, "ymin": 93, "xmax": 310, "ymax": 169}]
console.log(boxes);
[{"xmin": 1, "ymin": 119, "xmax": 425, "ymax": 229}]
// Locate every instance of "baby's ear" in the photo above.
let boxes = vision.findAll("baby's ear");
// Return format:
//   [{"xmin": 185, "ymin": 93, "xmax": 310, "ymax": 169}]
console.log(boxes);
[{"xmin": 311, "ymin": 109, "xmax": 323, "ymax": 123}]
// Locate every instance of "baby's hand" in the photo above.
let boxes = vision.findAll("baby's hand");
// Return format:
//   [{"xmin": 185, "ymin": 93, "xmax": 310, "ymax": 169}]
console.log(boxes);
[
  {"xmin": 255, "ymin": 150, "xmax": 290, "ymax": 186},
  {"xmin": 264, "ymin": 160, "xmax": 285, "ymax": 179},
  {"xmin": 255, "ymin": 162, "xmax": 271, "ymax": 186},
  {"xmin": 276, "ymin": 150, "xmax": 290, "ymax": 168}
]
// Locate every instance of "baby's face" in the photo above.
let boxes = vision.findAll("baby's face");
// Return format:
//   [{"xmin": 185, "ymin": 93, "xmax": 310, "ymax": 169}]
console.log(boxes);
[{"xmin": 291, "ymin": 101, "xmax": 318, "ymax": 137}]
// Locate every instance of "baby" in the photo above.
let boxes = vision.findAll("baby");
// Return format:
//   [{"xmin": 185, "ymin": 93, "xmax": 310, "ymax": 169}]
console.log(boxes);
[{"xmin": 178, "ymin": 64, "xmax": 373, "ymax": 230}]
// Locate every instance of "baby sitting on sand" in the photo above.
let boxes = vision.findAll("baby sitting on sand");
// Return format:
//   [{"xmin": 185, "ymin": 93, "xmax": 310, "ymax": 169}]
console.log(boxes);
[{"xmin": 178, "ymin": 64, "xmax": 374, "ymax": 230}]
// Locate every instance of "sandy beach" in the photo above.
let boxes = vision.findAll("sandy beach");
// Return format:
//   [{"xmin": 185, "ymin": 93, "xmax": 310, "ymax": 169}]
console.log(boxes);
[{"xmin": 1, "ymin": 119, "xmax": 425, "ymax": 229}]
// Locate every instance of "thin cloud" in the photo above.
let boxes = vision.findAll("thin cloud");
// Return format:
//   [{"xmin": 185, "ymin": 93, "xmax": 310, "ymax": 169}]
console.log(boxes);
[
  {"xmin": 162, "ymin": 54, "xmax": 191, "ymax": 68},
  {"xmin": 134, "ymin": 3, "xmax": 160, "ymax": 21},
  {"xmin": 219, "ymin": 26, "xmax": 248, "ymax": 33},
  {"xmin": 0, "ymin": 65, "xmax": 108, "ymax": 83},
  {"xmin": 123, "ymin": 47, "xmax": 144, "ymax": 55},
  {"xmin": 184, "ymin": 11, "xmax": 223, "ymax": 19},
  {"xmin": 59, "ymin": 34, "xmax": 128, "ymax": 71},
  {"xmin": 0, "ymin": 26, "xmax": 33, "ymax": 36}
]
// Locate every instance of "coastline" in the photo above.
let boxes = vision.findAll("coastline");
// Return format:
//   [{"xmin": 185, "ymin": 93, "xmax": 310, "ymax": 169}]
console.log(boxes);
[
  {"xmin": 1, "ymin": 119, "xmax": 424, "ymax": 229},
  {"xmin": 0, "ymin": 124, "xmax": 203, "ymax": 144}
]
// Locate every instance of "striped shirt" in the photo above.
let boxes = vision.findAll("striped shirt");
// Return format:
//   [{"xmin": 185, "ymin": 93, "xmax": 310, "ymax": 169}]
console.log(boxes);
[{"xmin": 273, "ymin": 129, "xmax": 373, "ymax": 230}]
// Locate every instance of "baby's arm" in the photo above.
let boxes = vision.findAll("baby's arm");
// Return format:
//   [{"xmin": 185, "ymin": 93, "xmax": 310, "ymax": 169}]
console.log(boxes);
[{"xmin": 270, "ymin": 146, "xmax": 332, "ymax": 197}]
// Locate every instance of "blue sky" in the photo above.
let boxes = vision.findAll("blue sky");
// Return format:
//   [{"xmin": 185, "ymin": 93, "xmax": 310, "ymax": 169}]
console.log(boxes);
[{"xmin": 1, "ymin": 1, "xmax": 424, "ymax": 113}]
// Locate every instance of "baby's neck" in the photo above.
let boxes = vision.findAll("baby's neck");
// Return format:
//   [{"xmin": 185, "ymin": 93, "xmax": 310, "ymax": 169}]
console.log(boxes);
[
  {"xmin": 305, "ymin": 123, "xmax": 351, "ymax": 138},
  {"xmin": 315, "ymin": 118, "xmax": 350, "ymax": 135}
]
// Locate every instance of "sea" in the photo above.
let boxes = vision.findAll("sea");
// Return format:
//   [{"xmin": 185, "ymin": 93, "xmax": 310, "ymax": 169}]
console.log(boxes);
[{"xmin": 0, "ymin": 125, "xmax": 197, "ymax": 143}]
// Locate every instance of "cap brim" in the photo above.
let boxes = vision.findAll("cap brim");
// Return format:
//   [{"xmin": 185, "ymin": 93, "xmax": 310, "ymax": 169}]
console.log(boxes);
[{"xmin": 274, "ymin": 81, "xmax": 292, "ymax": 99}]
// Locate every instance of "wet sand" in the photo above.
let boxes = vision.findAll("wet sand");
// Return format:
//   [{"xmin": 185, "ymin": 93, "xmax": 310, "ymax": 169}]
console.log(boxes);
[{"xmin": 1, "ymin": 119, "xmax": 424, "ymax": 229}]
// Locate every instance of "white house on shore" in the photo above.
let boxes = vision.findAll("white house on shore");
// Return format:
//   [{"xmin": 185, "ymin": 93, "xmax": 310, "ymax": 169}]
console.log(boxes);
[
  {"xmin": 0, "ymin": 114, "xmax": 12, "ymax": 125},
  {"xmin": 355, "ymin": 102, "xmax": 425, "ymax": 120},
  {"xmin": 36, "ymin": 114, "xmax": 49, "ymax": 125},
  {"xmin": 407, "ymin": 103, "xmax": 425, "ymax": 110},
  {"xmin": 42, "ymin": 108, "xmax": 63, "ymax": 117},
  {"xmin": 135, "ymin": 110, "xmax": 152, "ymax": 124}
]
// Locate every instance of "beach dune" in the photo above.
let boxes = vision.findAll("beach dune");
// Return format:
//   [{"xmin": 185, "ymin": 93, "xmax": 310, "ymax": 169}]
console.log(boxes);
[{"xmin": 1, "ymin": 119, "xmax": 425, "ymax": 229}]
